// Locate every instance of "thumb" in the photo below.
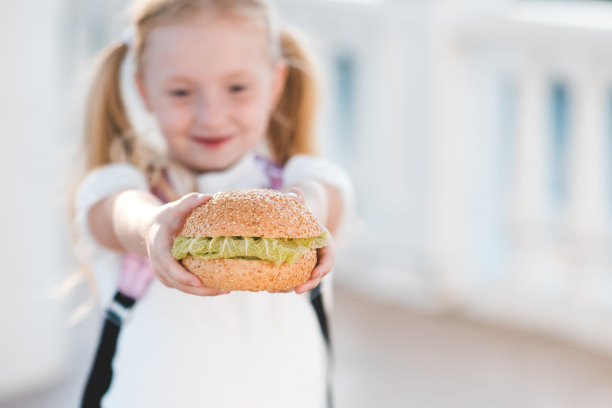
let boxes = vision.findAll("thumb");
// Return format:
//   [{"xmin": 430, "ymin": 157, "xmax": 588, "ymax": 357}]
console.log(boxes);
[
  {"xmin": 169, "ymin": 193, "xmax": 212, "ymax": 225},
  {"xmin": 286, "ymin": 187, "xmax": 306, "ymax": 205}
]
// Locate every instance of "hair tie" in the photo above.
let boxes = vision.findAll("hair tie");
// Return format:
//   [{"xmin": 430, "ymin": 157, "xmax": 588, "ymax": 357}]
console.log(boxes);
[
  {"xmin": 120, "ymin": 26, "xmax": 135, "ymax": 47},
  {"xmin": 267, "ymin": 4, "xmax": 282, "ymax": 58},
  {"xmin": 118, "ymin": 28, "xmax": 168, "ymax": 160}
]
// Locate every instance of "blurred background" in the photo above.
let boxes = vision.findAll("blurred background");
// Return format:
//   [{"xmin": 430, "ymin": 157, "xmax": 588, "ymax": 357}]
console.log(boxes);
[{"xmin": 4, "ymin": 0, "xmax": 612, "ymax": 406}]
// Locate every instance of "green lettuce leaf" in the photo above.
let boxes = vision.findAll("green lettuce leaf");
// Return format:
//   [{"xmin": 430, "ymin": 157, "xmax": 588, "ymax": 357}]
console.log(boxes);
[{"xmin": 171, "ymin": 231, "xmax": 328, "ymax": 265}]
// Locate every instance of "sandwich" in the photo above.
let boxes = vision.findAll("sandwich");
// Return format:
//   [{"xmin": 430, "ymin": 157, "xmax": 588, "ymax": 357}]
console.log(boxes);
[{"xmin": 171, "ymin": 189, "xmax": 328, "ymax": 292}]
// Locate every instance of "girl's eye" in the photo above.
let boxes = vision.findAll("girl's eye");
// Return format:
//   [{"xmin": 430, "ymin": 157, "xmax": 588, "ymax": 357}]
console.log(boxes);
[
  {"xmin": 169, "ymin": 89, "xmax": 191, "ymax": 97},
  {"xmin": 229, "ymin": 84, "xmax": 246, "ymax": 93}
]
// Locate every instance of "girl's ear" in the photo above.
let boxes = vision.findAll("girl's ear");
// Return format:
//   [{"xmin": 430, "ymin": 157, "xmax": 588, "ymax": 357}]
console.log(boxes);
[
  {"xmin": 134, "ymin": 74, "xmax": 152, "ymax": 111},
  {"xmin": 270, "ymin": 62, "xmax": 288, "ymax": 110}
]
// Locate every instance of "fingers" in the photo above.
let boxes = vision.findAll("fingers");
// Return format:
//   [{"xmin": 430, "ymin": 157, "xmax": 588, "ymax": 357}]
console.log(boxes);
[
  {"xmin": 149, "ymin": 192, "xmax": 226, "ymax": 296},
  {"xmin": 167, "ymin": 255, "xmax": 202, "ymax": 287},
  {"xmin": 312, "ymin": 235, "xmax": 335, "ymax": 278},
  {"xmin": 166, "ymin": 193, "xmax": 213, "ymax": 230},
  {"xmin": 294, "ymin": 237, "xmax": 335, "ymax": 294},
  {"xmin": 294, "ymin": 277, "xmax": 323, "ymax": 294},
  {"xmin": 155, "ymin": 253, "xmax": 229, "ymax": 296},
  {"xmin": 286, "ymin": 187, "xmax": 306, "ymax": 205},
  {"xmin": 170, "ymin": 281, "xmax": 230, "ymax": 297},
  {"xmin": 179, "ymin": 192, "xmax": 213, "ymax": 209},
  {"xmin": 157, "ymin": 273, "xmax": 230, "ymax": 296},
  {"xmin": 311, "ymin": 246, "xmax": 334, "ymax": 280}
]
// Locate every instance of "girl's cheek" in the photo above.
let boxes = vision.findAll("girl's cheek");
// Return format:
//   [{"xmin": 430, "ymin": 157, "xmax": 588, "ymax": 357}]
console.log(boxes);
[
  {"xmin": 236, "ymin": 96, "xmax": 269, "ymax": 123},
  {"xmin": 156, "ymin": 106, "xmax": 192, "ymax": 133}
]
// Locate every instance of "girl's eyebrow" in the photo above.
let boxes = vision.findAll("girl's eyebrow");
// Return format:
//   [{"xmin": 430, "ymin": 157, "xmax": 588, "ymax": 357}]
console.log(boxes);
[
  {"xmin": 162, "ymin": 70, "xmax": 255, "ymax": 85},
  {"xmin": 164, "ymin": 76, "xmax": 195, "ymax": 85},
  {"xmin": 224, "ymin": 70, "xmax": 254, "ymax": 80}
]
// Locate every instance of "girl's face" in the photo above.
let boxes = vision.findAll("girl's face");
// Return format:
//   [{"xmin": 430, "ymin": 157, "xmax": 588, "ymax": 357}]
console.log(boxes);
[{"xmin": 136, "ymin": 14, "xmax": 286, "ymax": 173}]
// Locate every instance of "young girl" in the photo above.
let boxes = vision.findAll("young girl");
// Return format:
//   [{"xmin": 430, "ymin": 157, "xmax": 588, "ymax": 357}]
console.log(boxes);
[{"xmin": 74, "ymin": 0, "xmax": 354, "ymax": 407}]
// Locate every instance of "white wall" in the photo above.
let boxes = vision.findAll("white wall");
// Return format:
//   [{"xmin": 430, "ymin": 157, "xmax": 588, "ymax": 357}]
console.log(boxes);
[{"xmin": 0, "ymin": 0, "xmax": 73, "ymax": 401}]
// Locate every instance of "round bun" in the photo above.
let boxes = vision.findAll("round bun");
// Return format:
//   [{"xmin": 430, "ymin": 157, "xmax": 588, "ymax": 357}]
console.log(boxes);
[
  {"xmin": 182, "ymin": 249, "xmax": 317, "ymax": 292},
  {"xmin": 180, "ymin": 189, "xmax": 321, "ymax": 238},
  {"xmin": 178, "ymin": 189, "xmax": 321, "ymax": 292}
]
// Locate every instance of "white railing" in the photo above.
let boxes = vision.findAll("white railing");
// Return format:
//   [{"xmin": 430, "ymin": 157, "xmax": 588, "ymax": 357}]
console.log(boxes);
[
  {"xmin": 281, "ymin": 0, "xmax": 612, "ymax": 355},
  {"xmin": 448, "ymin": 2, "xmax": 612, "ymax": 353}
]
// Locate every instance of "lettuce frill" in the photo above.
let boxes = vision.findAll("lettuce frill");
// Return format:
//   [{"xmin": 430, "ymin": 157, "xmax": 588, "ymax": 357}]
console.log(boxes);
[{"xmin": 171, "ymin": 231, "xmax": 328, "ymax": 265}]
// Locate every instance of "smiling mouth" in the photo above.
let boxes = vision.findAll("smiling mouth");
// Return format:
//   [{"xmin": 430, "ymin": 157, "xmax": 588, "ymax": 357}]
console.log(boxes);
[{"xmin": 191, "ymin": 135, "xmax": 232, "ymax": 148}]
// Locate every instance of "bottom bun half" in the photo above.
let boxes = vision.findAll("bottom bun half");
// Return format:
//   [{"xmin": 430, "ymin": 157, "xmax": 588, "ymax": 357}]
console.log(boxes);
[{"xmin": 181, "ymin": 249, "xmax": 317, "ymax": 292}]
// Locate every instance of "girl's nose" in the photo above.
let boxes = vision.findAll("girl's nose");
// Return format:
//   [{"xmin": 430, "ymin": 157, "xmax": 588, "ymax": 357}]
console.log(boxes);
[{"xmin": 194, "ymin": 94, "xmax": 227, "ymax": 129}]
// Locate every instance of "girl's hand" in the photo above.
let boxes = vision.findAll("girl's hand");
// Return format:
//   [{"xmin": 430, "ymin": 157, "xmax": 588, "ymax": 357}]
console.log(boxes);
[
  {"xmin": 145, "ymin": 193, "xmax": 230, "ymax": 296},
  {"xmin": 294, "ymin": 233, "xmax": 335, "ymax": 294},
  {"xmin": 286, "ymin": 188, "xmax": 336, "ymax": 294}
]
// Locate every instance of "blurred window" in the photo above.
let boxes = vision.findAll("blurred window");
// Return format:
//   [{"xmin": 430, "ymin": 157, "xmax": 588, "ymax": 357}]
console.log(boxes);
[
  {"xmin": 332, "ymin": 54, "xmax": 355, "ymax": 167},
  {"xmin": 608, "ymin": 91, "xmax": 612, "ymax": 206},
  {"xmin": 550, "ymin": 81, "xmax": 568, "ymax": 206}
]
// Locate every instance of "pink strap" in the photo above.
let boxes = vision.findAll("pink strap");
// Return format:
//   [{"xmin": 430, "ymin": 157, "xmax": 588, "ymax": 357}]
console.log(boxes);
[
  {"xmin": 255, "ymin": 154, "xmax": 283, "ymax": 189},
  {"xmin": 117, "ymin": 252, "xmax": 155, "ymax": 299}
]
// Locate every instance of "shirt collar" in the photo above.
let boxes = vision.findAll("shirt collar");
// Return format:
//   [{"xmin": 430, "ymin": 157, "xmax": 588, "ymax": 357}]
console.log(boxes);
[{"xmin": 196, "ymin": 152, "xmax": 268, "ymax": 194}]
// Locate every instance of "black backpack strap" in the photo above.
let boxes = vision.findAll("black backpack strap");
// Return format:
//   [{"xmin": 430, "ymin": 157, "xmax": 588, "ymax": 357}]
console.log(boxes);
[
  {"xmin": 81, "ymin": 291, "xmax": 136, "ymax": 408},
  {"xmin": 310, "ymin": 284, "xmax": 334, "ymax": 408}
]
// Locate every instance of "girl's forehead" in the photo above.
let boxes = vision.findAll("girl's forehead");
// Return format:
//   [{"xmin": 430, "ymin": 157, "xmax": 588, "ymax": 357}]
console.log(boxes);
[{"xmin": 141, "ymin": 15, "xmax": 272, "ymax": 78}]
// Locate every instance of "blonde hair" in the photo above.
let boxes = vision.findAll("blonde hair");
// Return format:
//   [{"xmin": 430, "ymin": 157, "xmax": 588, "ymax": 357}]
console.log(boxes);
[{"xmin": 83, "ymin": 0, "xmax": 320, "ymax": 194}]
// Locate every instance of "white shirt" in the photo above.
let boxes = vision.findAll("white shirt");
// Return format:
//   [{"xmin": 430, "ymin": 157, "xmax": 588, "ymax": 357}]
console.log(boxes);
[{"xmin": 75, "ymin": 152, "xmax": 353, "ymax": 408}]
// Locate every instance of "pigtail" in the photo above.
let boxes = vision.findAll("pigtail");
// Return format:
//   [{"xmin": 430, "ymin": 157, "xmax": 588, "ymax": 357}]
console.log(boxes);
[
  {"xmin": 84, "ymin": 42, "xmax": 132, "ymax": 170},
  {"xmin": 268, "ymin": 28, "xmax": 319, "ymax": 166},
  {"xmin": 62, "ymin": 42, "xmax": 132, "ymax": 325},
  {"xmin": 83, "ymin": 41, "xmax": 186, "ymax": 193}
]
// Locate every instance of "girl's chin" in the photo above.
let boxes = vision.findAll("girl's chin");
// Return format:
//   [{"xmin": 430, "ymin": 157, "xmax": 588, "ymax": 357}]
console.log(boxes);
[{"xmin": 184, "ymin": 155, "xmax": 243, "ymax": 174}]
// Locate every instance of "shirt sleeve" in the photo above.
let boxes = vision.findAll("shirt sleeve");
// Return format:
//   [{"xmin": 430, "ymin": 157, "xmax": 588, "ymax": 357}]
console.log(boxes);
[
  {"xmin": 74, "ymin": 163, "xmax": 149, "ymax": 250},
  {"xmin": 284, "ymin": 155, "xmax": 363, "ymax": 247}
]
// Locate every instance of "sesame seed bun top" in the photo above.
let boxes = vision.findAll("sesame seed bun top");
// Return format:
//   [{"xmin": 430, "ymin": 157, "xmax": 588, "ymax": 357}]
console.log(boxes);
[{"xmin": 179, "ymin": 189, "xmax": 322, "ymax": 239}]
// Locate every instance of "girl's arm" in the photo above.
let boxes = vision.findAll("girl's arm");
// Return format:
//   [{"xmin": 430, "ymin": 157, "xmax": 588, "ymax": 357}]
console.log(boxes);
[
  {"xmin": 88, "ymin": 190, "xmax": 159, "ymax": 253},
  {"xmin": 289, "ymin": 180, "xmax": 344, "ymax": 234},
  {"xmin": 88, "ymin": 190, "xmax": 229, "ymax": 296}
]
